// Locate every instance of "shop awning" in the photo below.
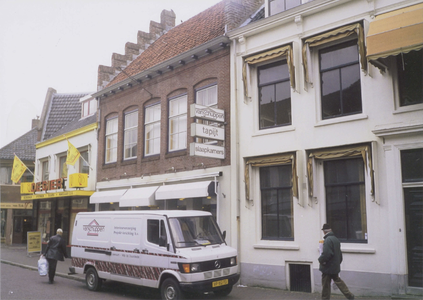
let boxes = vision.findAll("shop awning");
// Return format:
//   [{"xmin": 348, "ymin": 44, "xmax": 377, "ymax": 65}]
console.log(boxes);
[
  {"xmin": 119, "ymin": 186, "xmax": 158, "ymax": 207},
  {"xmin": 367, "ymin": 3, "xmax": 423, "ymax": 62},
  {"xmin": 90, "ymin": 189, "xmax": 127, "ymax": 204},
  {"xmin": 155, "ymin": 181, "xmax": 214, "ymax": 200}
]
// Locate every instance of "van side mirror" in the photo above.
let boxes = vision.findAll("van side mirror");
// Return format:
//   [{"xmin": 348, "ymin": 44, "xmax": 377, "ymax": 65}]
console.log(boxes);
[{"xmin": 222, "ymin": 230, "xmax": 226, "ymax": 241}]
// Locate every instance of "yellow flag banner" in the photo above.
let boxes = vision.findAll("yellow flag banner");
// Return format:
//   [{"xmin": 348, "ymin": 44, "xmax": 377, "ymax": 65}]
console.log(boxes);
[
  {"xmin": 11, "ymin": 155, "xmax": 27, "ymax": 183},
  {"xmin": 66, "ymin": 141, "xmax": 80, "ymax": 166}
]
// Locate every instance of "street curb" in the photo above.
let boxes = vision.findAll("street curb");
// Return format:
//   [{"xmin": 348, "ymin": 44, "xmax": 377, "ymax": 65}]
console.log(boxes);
[{"xmin": 1, "ymin": 259, "xmax": 84, "ymax": 282}]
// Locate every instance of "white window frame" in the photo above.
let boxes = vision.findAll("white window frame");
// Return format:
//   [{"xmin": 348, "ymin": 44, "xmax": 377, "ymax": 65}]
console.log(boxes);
[
  {"xmin": 144, "ymin": 103, "xmax": 161, "ymax": 156},
  {"xmin": 196, "ymin": 85, "xmax": 218, "ymax": 144},
  {"xmin": 123, "ymin": 110, "xmax": 138, "ymax": 160},
  {"xmin": 168, "ymin": 95, "xmax": 187, "ymax": 152},
  {"xmin": 58, "ymin": 154, "xmax": 68, "ymax": 178},
  {"xmin": 312, "ymin": 37, "xmax": 368, "ymax": 127},
  {"xmin": 105, "ymin": 117, "xmax": 118, "ymax": 164},
  {"xmin": 82, "ymin": 98, "xmax": 97, "ymax": 118}
]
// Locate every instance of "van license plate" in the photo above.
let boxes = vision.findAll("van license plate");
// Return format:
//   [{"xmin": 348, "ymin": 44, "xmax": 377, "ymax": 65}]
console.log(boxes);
[{"xmin": 212, "ymin": 279, "xmax": 228, "ymax": 288}]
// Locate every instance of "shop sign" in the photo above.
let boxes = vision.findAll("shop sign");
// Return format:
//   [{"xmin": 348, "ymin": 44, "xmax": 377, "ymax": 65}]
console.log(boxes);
[
  {"xmin": 21, "ymin": 190, "xmax": 94, "ymax": 201},
  {"xmin": 190, "ymin": 104, "xmax": 225, "ymax": 123},
  {"xmin": 190, "ymin": 143, "xmax": 225, "ymax": 159},
  {"xmin": 20, "ymin": 182, "xmax": 33, "ymax": 194},
  {"xmin": 26, "ymin": 178, "xmax": 66, "ymax": 193},
  {"xmin": 27, "ymin": 231, "xmax": 42, "ymax": 253},
  {"xmin": 0, "ymin": 202, "xmax": 33, "ymax": 209},
  {"xmin": 69, "ymin": 173, "xmax": 88, "ymax": 188},
  {"xmin": 191, "ymin": 123, "xmax": 225, "ymax": 141}
]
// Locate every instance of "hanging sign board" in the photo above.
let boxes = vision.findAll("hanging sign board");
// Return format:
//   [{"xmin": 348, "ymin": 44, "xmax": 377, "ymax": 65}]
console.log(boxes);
[
  {"xmin": 191, "ymin": 123, "xmax": 225, "ymax": 141},
  {"xmin": 190, "ymin": 143, "xmax": 225, "ymax": 159},
  {"xmin": 190, "ymin": 104, "xmax": 225, "ymax": 123}
]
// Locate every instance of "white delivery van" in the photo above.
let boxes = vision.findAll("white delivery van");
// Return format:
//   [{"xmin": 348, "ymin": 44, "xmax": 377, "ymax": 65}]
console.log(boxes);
[{"xmin": 70, "ymin": 210, "xmax": 239, "ymax": 300}]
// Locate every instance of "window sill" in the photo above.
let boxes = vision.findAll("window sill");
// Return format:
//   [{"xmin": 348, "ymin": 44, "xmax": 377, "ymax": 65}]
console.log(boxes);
[
  {"xmin": 165, "ymin": 150, "xmax": 187, "ymax": 159},
  {"xmin": 393, "ymin": 103, "xmax": 423, "ymax": 115},
  {"xmin": 102, "ymin": 162, "xmax": 117, "ymax": 169},
  {"xmin": 340, "ymin": 246, "xmax": 375, "ymax": 254},
  {"xmin": 121, "ymin": 158, "xmax": 137, "ymax": 166},
  {"xmin": 252, "ymin": 125, "xmax": 296, "ymax": 137},
  {"xmin": 253, "ymin": 243, "xmax": 300, "ymax": 251},
  {"xmin": 315, "ymin": 113, "xmax": 368, "ymax": 127},
  {"xmin": 142, "ymin": 154, "xmax": 160, "ymax": 162}
]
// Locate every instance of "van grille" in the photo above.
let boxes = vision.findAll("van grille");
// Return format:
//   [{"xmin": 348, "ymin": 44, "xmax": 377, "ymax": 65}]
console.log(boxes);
[{"xmin": 204, "ymin": 268, "xmax": 230, "ymax": 280}]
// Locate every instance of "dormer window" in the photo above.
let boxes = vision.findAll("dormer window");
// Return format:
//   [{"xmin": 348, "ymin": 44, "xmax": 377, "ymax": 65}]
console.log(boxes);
[{"xmin": 80, "ymin": 95, "xmax": 97, "ymax": 118}]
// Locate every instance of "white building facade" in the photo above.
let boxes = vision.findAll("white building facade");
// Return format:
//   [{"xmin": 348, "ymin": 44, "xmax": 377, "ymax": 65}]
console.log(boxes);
[{"xmin": 228, "ymin": 0, "xmax": 423, "ymax": 297}]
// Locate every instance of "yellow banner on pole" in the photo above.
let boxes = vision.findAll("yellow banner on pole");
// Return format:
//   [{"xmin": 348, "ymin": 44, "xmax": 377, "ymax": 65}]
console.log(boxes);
[
  {"xmin": 11, "ymin": 155, "xmax": 27, "ymax": 183},
  {"xmin": 66, "ymin": 141, "xmax": 80, "ymax": 166}
]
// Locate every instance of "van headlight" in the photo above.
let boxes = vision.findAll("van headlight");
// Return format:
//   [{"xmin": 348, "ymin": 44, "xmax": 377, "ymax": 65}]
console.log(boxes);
[
  {"xmin": 180, "ymin": 263, "xmax": 201, "ymax": 273},
  {"xmin": 230, "ymin": 257, "xmax": 237, "ymax": 266}
]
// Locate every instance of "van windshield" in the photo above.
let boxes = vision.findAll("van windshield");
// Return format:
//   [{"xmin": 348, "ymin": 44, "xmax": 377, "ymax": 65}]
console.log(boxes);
[{"xmin": 168, "ymin": 216, "xmax": 225, "ymax": 248}]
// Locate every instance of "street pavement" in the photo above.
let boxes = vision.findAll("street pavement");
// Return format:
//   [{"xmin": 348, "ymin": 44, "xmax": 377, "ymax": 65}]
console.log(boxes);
[{"xmin": 0, "ymin": 244, "xmax": 415, "ymax": 300}]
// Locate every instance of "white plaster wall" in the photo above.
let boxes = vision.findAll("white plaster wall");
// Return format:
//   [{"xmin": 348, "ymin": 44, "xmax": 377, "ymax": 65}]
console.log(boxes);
[{"xmin": 229, "ymin": 0, "xmax": 423, "ymax": 295}]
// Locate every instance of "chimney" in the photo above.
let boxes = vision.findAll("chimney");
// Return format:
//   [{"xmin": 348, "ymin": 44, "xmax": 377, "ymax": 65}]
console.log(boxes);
[{"xmin": 32, "ymin": 118, "xmax": 40, "ymax": 129}]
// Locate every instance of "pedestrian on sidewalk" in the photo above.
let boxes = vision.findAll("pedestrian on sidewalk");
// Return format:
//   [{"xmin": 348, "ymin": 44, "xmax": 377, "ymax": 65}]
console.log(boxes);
[
  {"xmin": 318, "ymin": 224, "xmax": 354, "ymax": 300},
  {"xmin": 43, "ymin": 228, "xmax": 69, "ymax": 284}
]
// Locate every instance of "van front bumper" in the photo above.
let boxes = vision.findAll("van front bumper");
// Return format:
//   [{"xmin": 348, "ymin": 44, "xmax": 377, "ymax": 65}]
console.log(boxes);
[{"xmin": 179, "ymin": 273, "xmax": 240, "ymax": 293}]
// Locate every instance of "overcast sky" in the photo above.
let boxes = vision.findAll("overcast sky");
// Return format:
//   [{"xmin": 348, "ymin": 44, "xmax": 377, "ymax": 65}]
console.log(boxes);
[{"xmin": 0, "ymin": 0, "xmax": 222, "ymax": 148}]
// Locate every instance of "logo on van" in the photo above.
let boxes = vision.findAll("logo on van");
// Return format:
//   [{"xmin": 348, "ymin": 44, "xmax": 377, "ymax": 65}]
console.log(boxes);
[{"xmin": 83, "ymin": 220, "xmax": 105, "ymax": 236}]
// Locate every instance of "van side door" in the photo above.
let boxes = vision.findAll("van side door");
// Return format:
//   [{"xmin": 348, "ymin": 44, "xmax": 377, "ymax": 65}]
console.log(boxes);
[
  {"xmin": 142, "ymin": 216, "xmax": 173, "ymax": 288},
  {"xmin": 109, "ymin": 216, "xmax": 143, "ymax": 285}
]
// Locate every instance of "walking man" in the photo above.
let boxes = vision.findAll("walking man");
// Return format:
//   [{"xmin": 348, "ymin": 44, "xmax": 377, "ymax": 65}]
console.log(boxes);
[
  {"xmin": 318, "ymin": 224, "xmax": 354, "ymax": 300},
  {"xmin": 44, "ymin": 228, "xmax": 69, "ymax": 284}
]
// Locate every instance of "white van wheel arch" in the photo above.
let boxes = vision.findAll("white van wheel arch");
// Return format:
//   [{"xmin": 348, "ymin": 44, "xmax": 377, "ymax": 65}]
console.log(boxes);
[{"xmin": 85, "ymin": 267, "xmax": 103, "ymax": 291}]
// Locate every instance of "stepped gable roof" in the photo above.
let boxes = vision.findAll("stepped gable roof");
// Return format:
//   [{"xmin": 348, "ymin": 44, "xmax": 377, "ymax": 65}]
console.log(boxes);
[
  {"xmin": 107, "ymin": 1, "xmax": 225, "ymax": 87},
  {"xmin": 42, "ymin": 92, "xmax": 89, "ymax": 141},
  {"xmin": 50, "ymin": 114, "xmax": 97, "ymax": 139},
  {"xmin": 0, "ymin": 128, "xmax": 38, "ymax": 161}
]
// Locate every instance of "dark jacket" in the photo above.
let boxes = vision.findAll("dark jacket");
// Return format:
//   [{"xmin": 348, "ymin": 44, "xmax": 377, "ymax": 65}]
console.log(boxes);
[
  {"xmin": 44, "ymin": 234, "xmax": 68, "ymax": 261},
  {"xmin": 318, "ymin": 231, "xmax": 342, "ymax": 274}
]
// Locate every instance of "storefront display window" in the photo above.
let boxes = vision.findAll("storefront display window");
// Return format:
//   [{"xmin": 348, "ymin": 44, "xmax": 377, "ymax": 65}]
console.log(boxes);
[{"xmin": 38, "ymin": 201, "xmax": 52, "ymax": 242}]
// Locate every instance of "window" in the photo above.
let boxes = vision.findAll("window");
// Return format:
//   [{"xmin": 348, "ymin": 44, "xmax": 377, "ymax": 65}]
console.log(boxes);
[
  {"xmin": 147, "ymin": 219, "xmax": 167, "ymax": 246},
  {"xmin": 269, "ymin": 0, "xmax": 301, "ymax": 16},
  {"xmin": 145, "ymin": 104, "xmax": 161, "ymax": 156},
  {"xmin": 41, "ymin": 160, "xmax": 49, "ymax": 181},
  {"xmin": 105, "ymin": 117, "xmax": 118, "ymax": 163},
  {"xmin": 196, "ymin": 85, "xmax": 218, "ymax": 143},
  {"xmin": 319, "ymin": 40, "xmax": 362, "ymax": 119},
  {"xmin": 0, "ymin": 167, "xmax": 12, "ymax": 184},
  {"xmin": 258, "ymin": 61, "xmax": 291, "ymax": 129},
  {"xmin": 401, "ymin": 148, "xmax": 423, "ymax": 182},
  {"xmin": 397, "ymin": 49, "xmax": 423, "ymax": 107},
  {"xmin": 59, "ymin": 156, "xmax": 67, "ymax": 178},
  {"xmin": 124, "ymin": 111, "xmax": 138, "ymax": 160},
  {"xmin": 324, "ymin": 158, "xmax": 367, "ymax": 242},
  {"xmin": 260, "ymin": 165, "xmax": 294, "ymax": 240},
  {"xmin": 82, "ymin": 98, "xmax": 96, "ymax": 118},
  {"xmin": 79, "ymin": 151, "xmax": 89, "ymax": 174},
  {"xmin": 169, "ymin": 95, "xmax": 187, "ymax": 152}
]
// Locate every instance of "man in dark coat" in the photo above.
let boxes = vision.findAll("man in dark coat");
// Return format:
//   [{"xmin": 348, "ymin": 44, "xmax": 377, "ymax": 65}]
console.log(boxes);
[
  {"xmin": 44, "ymin": 228, "xmax": 69, "ymax": 284},
  {"xmin": 318, "ymin": 224, "xmax": 354, "ymax": 300}
]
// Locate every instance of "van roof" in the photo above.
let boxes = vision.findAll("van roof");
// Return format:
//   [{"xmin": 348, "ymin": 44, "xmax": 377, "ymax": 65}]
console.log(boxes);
[{"xmin": 76, "ymin": 210, "xmax": 212, "ymax": 218}]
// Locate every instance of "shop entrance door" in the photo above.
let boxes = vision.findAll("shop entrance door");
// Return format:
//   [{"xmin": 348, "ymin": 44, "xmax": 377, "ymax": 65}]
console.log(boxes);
[
  {"xmin": 12, "ymin": 216, "xmax": 32, "ymax": 244},
  {"xmin": 404, "ymin": 188, "xmax": 423, "ymax": 288}
]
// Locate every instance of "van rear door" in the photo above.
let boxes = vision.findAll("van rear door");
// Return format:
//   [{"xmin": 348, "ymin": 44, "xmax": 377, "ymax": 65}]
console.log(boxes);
[
  {"xmin": 142, "ymin": 215, "xmax": 172, "ymax": 288},
  {"xmin": 109, "ymin": 216, "xmax": 143, "ymax": 286}
]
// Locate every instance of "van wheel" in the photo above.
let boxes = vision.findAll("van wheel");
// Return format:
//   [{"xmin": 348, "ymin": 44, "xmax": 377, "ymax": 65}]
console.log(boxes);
[
  {"xmin": 161, "ymin": 278, "xmax": 184, "ymax": 300},
  {"xmin": 213, "ymin": 286, "xmax": 233, "ymax": 297},
  {"xmin": 86, "ymin": 268, "xmax": 102, "ymax": 291}
]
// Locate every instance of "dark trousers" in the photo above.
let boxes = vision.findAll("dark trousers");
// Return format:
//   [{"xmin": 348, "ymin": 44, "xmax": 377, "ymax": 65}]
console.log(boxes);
[
  {"xmin": 46, "ymin": 258, "xmax": 58, "ymax": 283},
  {"xmin": 321, "ymin": 273, "xmax": 354, "ymax": 299}
]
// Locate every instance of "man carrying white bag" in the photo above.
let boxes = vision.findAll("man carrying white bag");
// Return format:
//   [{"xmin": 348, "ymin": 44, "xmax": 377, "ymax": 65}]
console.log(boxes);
[{"xmin": 38, "ymin": 255, "xmax": 49, "ymax": 276}]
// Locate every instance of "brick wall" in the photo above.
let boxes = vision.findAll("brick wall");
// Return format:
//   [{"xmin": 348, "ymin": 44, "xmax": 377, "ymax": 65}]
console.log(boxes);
[{"xmin": 97, "ymin": 48, "xmax": 230, "ymax": 182}]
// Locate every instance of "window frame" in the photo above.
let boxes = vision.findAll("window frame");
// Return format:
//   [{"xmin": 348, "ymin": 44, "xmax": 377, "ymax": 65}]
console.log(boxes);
[
  {"xmin": 144, "ymin": 103, "xmax": 161, "ymax": 157},
  {"xmin": 260, "ymin": 164, "xmax": 294, "ymax": 241},
  {"xmin": 105, "ymin": 116, "xmax": 118, "ymax": 164},
  {"xmin": 195, "ymin": 84, "xmax": 218, "ymax": 144},
  {"xmin": 168, "ymin": 94, "xmax": 188, "ymax": 152},
  {"xmin": 269, "ymin": 0, "xmax": 302, "ymax": 16},
  {"xmin": 257, "ymin": 60, "xmax": 292, "ymax": 129},
  {"xmin": 82, "ymin": 98, "xmax": 97, "ymax": 118},
  {"xmin": 318, "ymin": 39, "xmax": 362, "ymax": 120},
  {"xmin": 79, "ymin": 150, "xmax": 89, "ymax": 174},
  {"xmin": 323, "ymin": 157, "xmax": 367, "ymax": 243},
  {"xmin": 58, "ymin": 155, "xmax": 68, "ymax": 178},
  {"xmin": 41, "ymin": 160, "xmax": 49, "ymax": 181},
  {"xmin": 123, "ymin": 110, "xmax": 138, "ymax": 160}
]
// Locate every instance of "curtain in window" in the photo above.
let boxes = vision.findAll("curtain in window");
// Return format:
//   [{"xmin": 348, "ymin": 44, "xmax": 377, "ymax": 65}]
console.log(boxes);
[
  {"xmin": 302, "ymin": 23, "xmax": 367, "ymax": 84},
  {"xmin": 307, "ymin": 144, "xmax": 374, "ymax": 197},
  {"xmin": 243, "ymin": 44, "xmax": 295, "ymax": 99},
  {"xmin": 245, "ymin": 153, "xmax": 298, "ymax": 201}
]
